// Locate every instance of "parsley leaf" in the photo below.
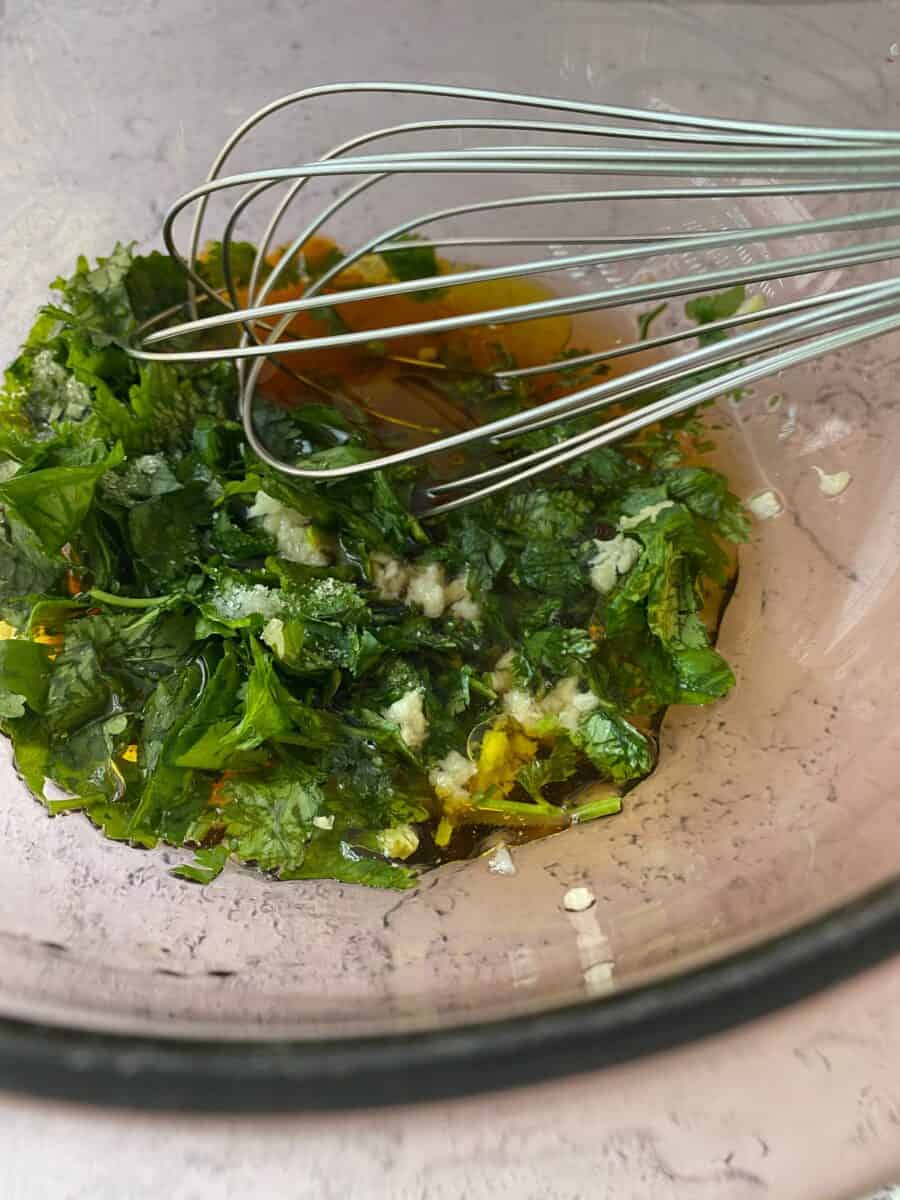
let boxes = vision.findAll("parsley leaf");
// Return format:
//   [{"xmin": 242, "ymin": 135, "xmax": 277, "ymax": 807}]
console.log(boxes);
[
  {"xmin": 684, "ymin": 285, "xmax": 746, "ymax": 341},
  {"xmin": 515, "ymin": 540, "xmax": 586, "ymax": 597},
  {"xmin": 573, "ymin": 709, "xmax": 655, "ymax": 785},
  {"xmin": 0, "ymin": 246, "xmax": 746, "ymax": 890},
  {"xmin": 517, "ymin": 736, "xmax": 579, "ymax": 800},
  {"xmin": 379, "ymin": 236, "xmax": 446, "ymax": 300},
  {"xmin": 189, "ymin": 764, "xmax": 325, "ymax": 874},
  {"xmin": 0, "ymin": 640, "xmax": 53, "ymax": 715},
  {"xmin": 0, "ymin": 442, "xmax": 124, "ymax": 553},
  {"xmin": 514, "ymin": 626, "xmax": 595, "ymax": 690}
]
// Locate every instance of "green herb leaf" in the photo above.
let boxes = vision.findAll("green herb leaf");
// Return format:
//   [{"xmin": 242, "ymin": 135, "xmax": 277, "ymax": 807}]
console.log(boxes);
[
  {"xmin": 517, "ymin": 736, "xmax": 579, "ymax": 800},
  {"xmin": 172, "ymin": 844, "xmax": 231, "ymax": 885},
  {"xmin": 514, "ymin": 626, "xmax": 595, "ymax": 689},
  {"xmin": 124, "ymin": 252, "xmax": 190, "ymax": 323},
  {"xmin": 46, "ymin": 638, "xmax": 114, "ymax": 737},
  {"xmin": 573, "ymin": 709, "xmax": 655, "ymax": 785},
  {"xmin": 685, "ymin": 285, "xmax": 746, "ymax": 328},
  {"xmin": 50, "ymin": 243, "xmax": 137, "ymax": 346},
  {"xmin": 0, "ymin": 639, "xmax": 53, "ymax": 715},
  {"xmin": 669, "ymin": 645, "xmax": 735, "ymax": 703},
  {"xmin": 379, "ymin": 237, "xmax": 446, "ymax": 300},
  {"xmin": 0, "ymin": 245, "xmax": 746, "ymax": 890},
  {"xmin": 0, "ymin": 442, "xmax": 124, "ymax": 552},
  {"xmin": 665, "ymin": 467, "xmax": 751, "ymax": 542},
  {"xmin": 194, "ymin": 764, "xmax": 324, "ymax": 874},
  {"xmin": 515, "ymin": 540, "xmax": 586, "ymax": 597}
]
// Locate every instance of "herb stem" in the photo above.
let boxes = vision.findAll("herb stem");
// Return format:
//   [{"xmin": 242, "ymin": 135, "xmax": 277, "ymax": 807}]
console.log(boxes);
[
  {"xmin": 88, "ymin": 588, "xmax": 175, "ymax": 609},
  {"xmin": 467, "ymin": 798, "xmax": 570, "ymax": 829},
  {"xmin": 570, "ymin": 794, "xmax": 622, "ymax": 823}
]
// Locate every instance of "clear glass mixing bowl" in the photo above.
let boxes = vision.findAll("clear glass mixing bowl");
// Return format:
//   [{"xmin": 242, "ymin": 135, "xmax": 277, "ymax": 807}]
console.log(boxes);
[{"xmin": 1, "ymin": 0, "xmax": 900, "ymax": 1109}]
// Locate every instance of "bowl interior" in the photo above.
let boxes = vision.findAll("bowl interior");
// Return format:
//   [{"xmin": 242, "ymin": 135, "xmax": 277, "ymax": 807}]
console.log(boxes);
[{"xmin": 1, "ymin": 0, "xmax": 899, "ymax": 1048}]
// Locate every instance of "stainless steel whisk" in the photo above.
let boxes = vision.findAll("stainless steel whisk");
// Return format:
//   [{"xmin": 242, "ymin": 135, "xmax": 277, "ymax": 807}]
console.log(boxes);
[{"xmin": 129, "ymin": 83, "xmax": 900, "ymax": 516}]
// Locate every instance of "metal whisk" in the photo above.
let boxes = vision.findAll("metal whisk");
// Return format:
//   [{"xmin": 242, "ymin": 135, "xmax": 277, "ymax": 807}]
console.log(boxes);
[{"xmin": 129, "ymin": 83, "xmax": 900, "ymax": 516}]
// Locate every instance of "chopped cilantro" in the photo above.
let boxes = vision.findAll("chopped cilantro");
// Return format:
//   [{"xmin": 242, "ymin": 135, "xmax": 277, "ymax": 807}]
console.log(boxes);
[
  {"xmin": 378, "ymin": 236, "xmax": 447, "ymax": 300},
  {"xmin": 0, "ymin": 242, "xmax": 748, "ymax": 889}
]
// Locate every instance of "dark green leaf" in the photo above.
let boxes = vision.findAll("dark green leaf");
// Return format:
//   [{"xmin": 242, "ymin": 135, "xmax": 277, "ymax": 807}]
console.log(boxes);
[
  {"xmin": 172, "ymin": 843, "xmax": 231, "ymax": 885},
  {"xmin": 280, "ymin": 833, "xmax": 416, "ymax": 889},
  {"xmin": 514, "ymin": 626, "xmax": 594, "ymax": 689},
  {"xmin": 46, "ymin": 713, "xmax": 133, "ymax": 802},
  {"xmin": 0, "ymin": 639, "xmax": 53, "ymax": 714},
  {"xmin": 433, "ymin": 512, "xmax": 507, "ymax": 591},
  {"xmin": 192, "ymin": 764, "xmax": 324, "ymax": 874},
  {"xmin": 174, "ymin": 639, "xmax": 328, "ymax": 769},
  {"xmin": 665, "ymin": 467, "xmax": 751, "ymax": 542},
  {"xmin": 496, "ymin": 487, "xmax": 592, "ymax": 541},
  {"xmin": 379, "ymin": 237, "xmax": 446, "ymax": 299},
  {"xmin": 685, "ymin": 285, "xmax": 746, "ymax": 327},
  {"xmin": 199, "ymin": 241, "xmax": 260, "ymax": 289},
  {"xmin": 124, "ymin": 252, "xmax": 189, "ymax": 323},
  {"xmin": 50, "ymin": 243, "xmax": 136, "ymax": 346},
  {"xmin": 211, "ymin": 507, "xmax": 276, "ymax": 561},
  {"xmin": 0, "ymin": 442, "xmax": 124, "ymax": 552},
  {"xmin": 288, "ymin": 576, "xmax": 370, "ymax": 625},
  {"xmin": 574, "ymin": 709, "xmax": 655, "ymax": 784},
  {"xmin": 517, "ymin": 736, "xmax": 579, "ymax": 800},
  {"xmin": 127, "ymin": 481, "xmax": 212, "ymax": 590},
  {"xmin": 46, "ymin": 638, "xmax": 113, "ymax": 736},
  {"xmin": 199, "ymin": 240, "xmax": 299, "ymax": 290},
  {"xmin": 669, "ymin": 645, "xmax": 735, "ymax": 703},
  {"xmin": 128, "ymin": 657, "xmax": 210, "ymax": 837},
  {"xmin": 81, "ymin": 604, "xmax": 197, "ymax": 682},
  {"xmin": 124, "ymin": 362, "xmax": 234, "ymax": 454},
  {"xmin": 515, "ymin": 540, "xmax": 586, "ymax": 597}
]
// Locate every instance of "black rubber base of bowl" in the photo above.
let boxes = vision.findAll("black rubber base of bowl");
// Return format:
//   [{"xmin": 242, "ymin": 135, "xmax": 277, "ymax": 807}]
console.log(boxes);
[{"xmin": 1, "ymin": 876, "xmax": 900, "ymax": 1112}]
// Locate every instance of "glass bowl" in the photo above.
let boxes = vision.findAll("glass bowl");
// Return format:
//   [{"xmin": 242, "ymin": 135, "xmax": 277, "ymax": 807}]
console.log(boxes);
[{"xmin": 1, "ymin": 0, "xmax": 899, "ymax": 1110}]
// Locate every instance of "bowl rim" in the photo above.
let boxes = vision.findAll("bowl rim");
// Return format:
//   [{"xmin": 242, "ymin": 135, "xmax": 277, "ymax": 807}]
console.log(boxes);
[{"xmin": 1, "ymin": 872, "xmax": 898, "ymax": 1111}]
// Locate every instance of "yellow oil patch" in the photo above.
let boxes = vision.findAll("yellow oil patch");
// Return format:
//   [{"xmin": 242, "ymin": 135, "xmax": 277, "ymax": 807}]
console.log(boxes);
[{"xmin": 473, "ymin": 727, "xmax": 538, "ymax": 796}]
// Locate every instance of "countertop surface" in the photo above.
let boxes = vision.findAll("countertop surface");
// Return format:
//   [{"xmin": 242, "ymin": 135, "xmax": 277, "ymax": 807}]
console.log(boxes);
[{"xmin": 2, "ymin": 954, "xmax": 900, "ymax": 1200}]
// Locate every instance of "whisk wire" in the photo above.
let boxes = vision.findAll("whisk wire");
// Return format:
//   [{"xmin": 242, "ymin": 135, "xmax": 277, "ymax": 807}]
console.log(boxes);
[
  {"xmin": 128, "ymin": 82, "xmax": 900, "ymax": 515},
  {"xmin": 428, "ymin": 301, "xmax": 900, "ymax": 516}
]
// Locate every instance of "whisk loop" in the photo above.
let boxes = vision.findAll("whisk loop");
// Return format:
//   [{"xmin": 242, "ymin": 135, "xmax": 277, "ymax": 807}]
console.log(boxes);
[{"xmin": 128, "ymin": 83, "xmax": 900, "ymax": 515}]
